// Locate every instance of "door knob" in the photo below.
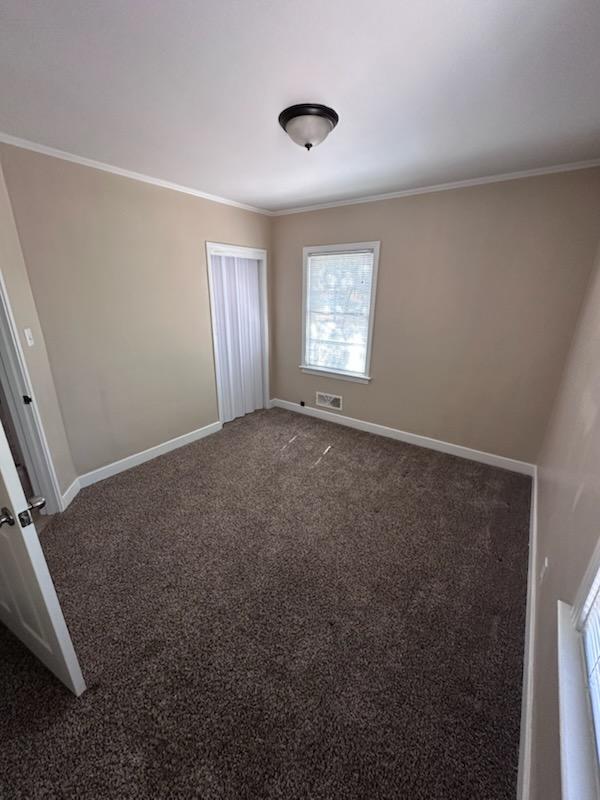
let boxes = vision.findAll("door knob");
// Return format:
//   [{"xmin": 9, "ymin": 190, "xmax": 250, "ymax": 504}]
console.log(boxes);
[
  {"xmin": 27, "ymin": 496, "xmax": 46, "ymax": 512},
  {"xmin": 0, "ymin": 507, "xmax": 15, "ymax": 528}
]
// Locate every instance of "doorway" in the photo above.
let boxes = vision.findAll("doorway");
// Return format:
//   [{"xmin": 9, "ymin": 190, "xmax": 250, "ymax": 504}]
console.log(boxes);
[
  {"xmin": 206, "ymin": 243, "xmax": 269, "ymax": 424},
  {"xmin": 0, "ymin": 272, "xmax": 62, "ymax": 515},
  {"xmin": 0, "ymin": 278, "xmax": 83, "ymax": 695},
  {"xmin": 0, "ymin": 378, "xmax": 33, "ymax": 494},
  {"xmin": 0, "ymin": 366, "xmax": 50, "ymax": 531}
]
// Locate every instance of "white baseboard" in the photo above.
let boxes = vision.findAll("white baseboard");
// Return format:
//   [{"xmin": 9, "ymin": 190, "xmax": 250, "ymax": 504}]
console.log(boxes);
[
  {"xmin": 517, "ymin": 468, "xmax": 538, "ymax": 800},
  {"xmin": 60, "ymin": 477, "xmax": 81, "ymax": 511},
  {"xmin": 270, "ymin": 398, "xmax": 536, "ymax": 476},
  {"xmin": 77, "ymin": 420, "xmax": 222, "ymax": 489},
  {"xmin": 58, "ymin": 420, "xmax": 222, "ymax": 507}
]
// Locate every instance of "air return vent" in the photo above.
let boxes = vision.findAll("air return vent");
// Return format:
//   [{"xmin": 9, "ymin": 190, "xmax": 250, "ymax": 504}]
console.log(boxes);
[{"xmin": 316, "ymin": 392, "xmax": 342, "ymax": 411}]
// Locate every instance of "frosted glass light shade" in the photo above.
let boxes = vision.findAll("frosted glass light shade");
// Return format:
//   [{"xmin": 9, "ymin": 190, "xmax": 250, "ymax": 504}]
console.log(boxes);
[
  {"xmin": 285, "ymin": 115, "xmax": 334, "ymax": 149},
  {"xmin": 279, "ymin": 104, "xmax": 339, "ymax": 150}
]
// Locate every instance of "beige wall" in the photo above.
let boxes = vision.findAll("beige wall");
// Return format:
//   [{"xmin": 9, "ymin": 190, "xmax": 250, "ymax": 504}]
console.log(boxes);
[
  {"xmin": 530, "ymin": 241, "xmax": 600, "ymax": 798},
  {"xmin": 0, "ymin": 161, "xmax": 76, "ymax": 494},
  {"xmin": 0, "ymin": 145, "xmax": 270, "ymax": 475},
  {"xmin": 2, "ymin": 142, "xmax": 599, "ymax": 483},
  {"xmin": 271, "ymin": 169, "xmax": 600, "ymax": 462}
]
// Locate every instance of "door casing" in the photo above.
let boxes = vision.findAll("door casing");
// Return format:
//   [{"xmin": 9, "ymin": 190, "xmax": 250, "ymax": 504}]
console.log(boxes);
[
  {"xmin": 0, "ymin": 269, "xmax": 62, "ymax": 513},
  {"xmin": 205, "ymin": 242, "xmax": 270, "ymax": 424}
]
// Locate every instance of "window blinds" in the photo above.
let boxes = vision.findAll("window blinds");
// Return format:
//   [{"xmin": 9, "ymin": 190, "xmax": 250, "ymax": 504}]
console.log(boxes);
[
  {"xmin": 580, "ymin": 570, "xmax": 600, "ymax": 762},
  {"xmin": 305, "ymin": 249, "xmax": 375, "ymax": 375}
]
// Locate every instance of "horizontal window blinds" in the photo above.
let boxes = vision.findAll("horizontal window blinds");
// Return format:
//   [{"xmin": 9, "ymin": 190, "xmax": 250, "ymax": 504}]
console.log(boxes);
[
  {"xmin": 581, "ymin": 570, "xmax": 600, "ymax": 762},
  {"xmin": 305, "ymin": 250, "xmax": 375, "ymax": 375}
]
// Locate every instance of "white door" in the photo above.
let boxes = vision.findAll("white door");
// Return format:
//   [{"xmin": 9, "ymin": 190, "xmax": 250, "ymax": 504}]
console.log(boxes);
[
  {"xmin": 210, "ymin": 254, "xmax": 265, "ymax": 423},
  {"xmin": 0, "ymin": 420, "xmax": 85, "ymax": 696}
]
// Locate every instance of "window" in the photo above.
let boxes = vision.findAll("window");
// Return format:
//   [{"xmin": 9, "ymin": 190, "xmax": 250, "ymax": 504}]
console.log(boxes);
[
  {"xmin": 580, "ymin": 569, "xmax": 600, "ymax": 764},
  {"xmin": 557, "ymin": 554, "xmax": 600, "ymax": 799},
  {"xmin": 301, "ymin": 242, "xmax": 380, "ymax": 382}
]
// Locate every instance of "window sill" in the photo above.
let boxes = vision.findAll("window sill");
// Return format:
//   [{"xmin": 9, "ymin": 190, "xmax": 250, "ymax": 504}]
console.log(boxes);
[
  {"xmin": 298, "ymin": 365, "xmax": 372, "ymax": 384},
  {"xmin": 557, "ymin": 600, "xmax": 599, "ymax": 800}
]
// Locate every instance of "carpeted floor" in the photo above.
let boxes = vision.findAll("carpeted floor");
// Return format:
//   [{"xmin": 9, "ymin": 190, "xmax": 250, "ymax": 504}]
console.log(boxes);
[{"xmin": 0, "ymin": 408, "xmax": 531, "ymax": 800}]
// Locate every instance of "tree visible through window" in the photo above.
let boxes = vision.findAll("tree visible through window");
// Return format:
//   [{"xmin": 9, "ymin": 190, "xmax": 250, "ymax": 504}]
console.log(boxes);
[{"xmin": 302, "ymin": 243, "xmax": 379, "ymax": 379}]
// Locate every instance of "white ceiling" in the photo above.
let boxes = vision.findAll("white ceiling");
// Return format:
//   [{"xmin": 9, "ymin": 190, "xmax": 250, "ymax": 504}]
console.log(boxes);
[{"xmin": 1, "ymin": 0, "xmax": 599, "ymax": 212}]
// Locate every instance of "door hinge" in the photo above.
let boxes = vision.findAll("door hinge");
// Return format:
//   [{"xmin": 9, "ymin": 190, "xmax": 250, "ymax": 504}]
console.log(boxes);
[{"xmin": 23, "ymin": 395, "xmax": 32, "ymax": 405}]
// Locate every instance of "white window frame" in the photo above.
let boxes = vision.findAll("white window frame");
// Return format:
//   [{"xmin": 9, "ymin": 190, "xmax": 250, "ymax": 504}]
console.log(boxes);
[
  {"xmin": 300, "ymin": 241, "xmax": 380, "ymax": 384},
  {"xmin": 557, "ymin": 540, "xmax": 600, "ymax": 800}
]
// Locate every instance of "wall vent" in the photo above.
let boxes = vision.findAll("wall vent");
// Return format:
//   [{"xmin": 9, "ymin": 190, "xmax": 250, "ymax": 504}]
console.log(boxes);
[{"xmin": 316, "ymin": 391, "xmax": 342, "ymax": 411}]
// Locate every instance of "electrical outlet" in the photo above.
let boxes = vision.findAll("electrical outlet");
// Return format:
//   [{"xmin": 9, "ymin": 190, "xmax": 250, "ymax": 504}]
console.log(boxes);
[{"xmin": 539, "ymin": 557, "xmax": 549, "ymax": 584}]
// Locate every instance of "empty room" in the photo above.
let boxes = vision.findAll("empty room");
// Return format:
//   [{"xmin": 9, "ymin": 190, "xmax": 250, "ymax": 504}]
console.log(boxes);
[{"xmin": 0, "ymin": 2, "xmax": 599, "ymax": 798}]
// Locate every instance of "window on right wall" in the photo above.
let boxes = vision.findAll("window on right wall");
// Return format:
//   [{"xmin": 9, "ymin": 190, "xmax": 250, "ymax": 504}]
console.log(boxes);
[
  {"xmin": 578, "ymin": 568, "xmax": 600, "ymax": 762},
  {"xmin": 557, "ymin": 549, "xmax": 600, "ymax": 799},
  {"xmin": 300, "ymin": 241, "xmax": 380, "ymax": 383}
]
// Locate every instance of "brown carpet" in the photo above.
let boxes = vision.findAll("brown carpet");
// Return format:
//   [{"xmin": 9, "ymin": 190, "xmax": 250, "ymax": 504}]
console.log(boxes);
[{"xmin": 0, "ymin": 408, "xmax": 531, "ymax": 799}]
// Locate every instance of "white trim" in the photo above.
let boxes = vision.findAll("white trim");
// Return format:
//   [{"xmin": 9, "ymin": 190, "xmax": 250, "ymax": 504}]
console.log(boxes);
[
  {"xmin": 78, "ymin": 421, "xmax": 222, "ymax": 488},
  {"xmin": 0, "ymin": 132, "xmax": 269, "ymax": 216},
  {"xmin": 301, "ymin": 241, "xmax": 380, "ymax": 382},
  {"xmin": 0, "ymin": 269, "xmax": 62, "ymax": 514},
  {"xmin": 270, "ymin": 398, "xmax": 535, "ymax": 475},
  {"xmin": 3, "ymin": 132, "xmax": 598, "ymax": 219},
  {"xmin": 517, "ymin": 468, "xmax": 538, "ymax": 800},
  {"xmin": 573, "ymin": 535, "xmax": 600, "ymax": 630},
  {"xmin": 205, "ymin": 243, "xmax": 267, "ymax": 261},
  {"xmin": 273, "ymin": 159, "xmax": 600, "ymax": 215},
  {"xmin": 299, "ymin": 365, "xmax": 371, "ymax": 384},
  {"xmin": 205, "ymin": 242, "xmax": 270, "ymax": 425},
  {"xmin": 60, "ymin": 477, "xmax": 81, "ymax": 511},
  {"xmin": 558, "ymin": 600, "xmax": 600, "ymax": 800}
]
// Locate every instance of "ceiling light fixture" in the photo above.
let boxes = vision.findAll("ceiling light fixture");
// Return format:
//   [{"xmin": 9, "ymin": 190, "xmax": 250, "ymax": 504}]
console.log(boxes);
[{"xmin": 278, "ymin": 104, "xmax": 339, "ymax": 151}]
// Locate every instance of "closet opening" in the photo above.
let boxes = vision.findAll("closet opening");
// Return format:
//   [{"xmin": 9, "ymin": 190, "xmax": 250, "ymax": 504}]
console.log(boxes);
[{"xmin": 206, "ymin": 243, "xmax": 269, "ymax": 424}]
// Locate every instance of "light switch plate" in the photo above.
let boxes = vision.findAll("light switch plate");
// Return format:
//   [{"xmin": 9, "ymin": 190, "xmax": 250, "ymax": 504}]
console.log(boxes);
[{"xmin": 24, "ymin": 328, "xmax": 35, "ymax": 347}]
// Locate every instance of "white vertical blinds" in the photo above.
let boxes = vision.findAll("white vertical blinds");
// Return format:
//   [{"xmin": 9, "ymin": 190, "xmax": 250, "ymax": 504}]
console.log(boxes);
[
  {"xmin": 579, "ymin": 569, "xmax": 600, "ymax": 762},
  {"xmin": 304, "ymin": 249, "xmax": 376, "ymax": 376},
  {"xmin": 210, "ymin": 255, "xmax": 264, "ymax": 423}
]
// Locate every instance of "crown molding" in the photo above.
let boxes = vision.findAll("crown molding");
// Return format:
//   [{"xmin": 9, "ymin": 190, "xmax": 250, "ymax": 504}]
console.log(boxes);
[
  {"xmin": 271, "ymin": 158, "xmax": 600, "ymax": 215},
  {"xmin": 0, "ymin": 131, "xmax": 272, "ymax": 215},
  {"xmin": 1, "ymin": 131, "xmax": 599, "ymax": 218}
]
